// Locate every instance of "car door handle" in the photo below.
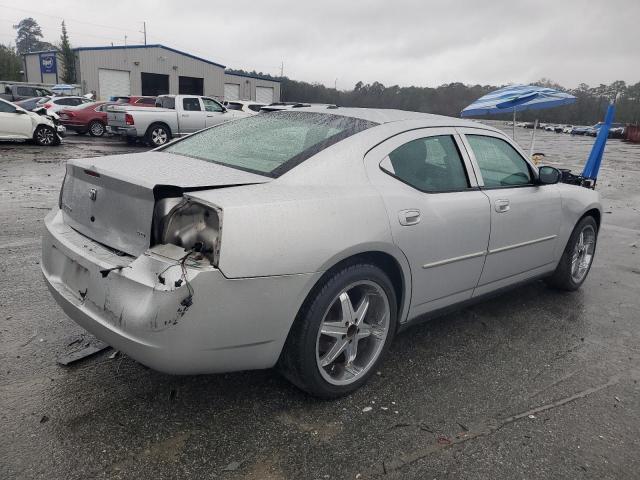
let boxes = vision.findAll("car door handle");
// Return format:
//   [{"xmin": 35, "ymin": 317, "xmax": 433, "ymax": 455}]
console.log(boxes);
[
  {"xmin": 206, "ymin": 114, "xmax": 214, "ymax": 117},
  {"xmin": 494, "ymin": 199, "xmax": 510, "ymax": 213},
  {"xmin": 181, "ymin": 114, "xmax": 189, "ymax": 117},
  {"xmin": 398, "ymin": 209, "xmax": 421, "ymax": 226}
]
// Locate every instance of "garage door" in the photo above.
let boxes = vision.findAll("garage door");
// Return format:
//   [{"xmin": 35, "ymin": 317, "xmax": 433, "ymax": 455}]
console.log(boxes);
[
  {"xmin": 224, "ymin": 83, "xmax": 240, "ymax": 101},
  {"xmin": 256, "ymin": 86, "xmax": 274, "ymax": 104},
  {"xmin": 98, "ymin": 69, "xmax": 130, "ymax": 100}
]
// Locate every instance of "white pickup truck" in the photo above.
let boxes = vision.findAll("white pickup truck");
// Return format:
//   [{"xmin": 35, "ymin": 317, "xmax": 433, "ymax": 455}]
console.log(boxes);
[{"xmin": 107, "ymin": 94, "xmax": 250, "ymax": 146}]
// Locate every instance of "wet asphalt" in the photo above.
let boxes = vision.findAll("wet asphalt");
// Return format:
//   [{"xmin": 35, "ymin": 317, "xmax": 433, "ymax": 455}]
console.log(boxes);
[{"xmin": 0, "ymin": 127, "xmax": 639, "ymax": 479}]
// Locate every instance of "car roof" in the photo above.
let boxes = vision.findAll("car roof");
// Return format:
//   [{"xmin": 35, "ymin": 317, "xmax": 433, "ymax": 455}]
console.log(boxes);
[
  {"xmin": 228, "ymin": 100, "xmax": 265, "ymax": 105},
  {"xmin": 282, "ymin": 105, "xmax": 493, "ymax": 129}
]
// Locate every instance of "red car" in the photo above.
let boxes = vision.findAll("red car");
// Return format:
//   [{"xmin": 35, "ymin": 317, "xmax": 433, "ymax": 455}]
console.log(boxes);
[
  {"xmin": 58, "ymin": 101, "xmax": 111, "ymax": 136},
  {"xmin": 112, "ymin": 96, "xmax": 157, "ymax": 107}
]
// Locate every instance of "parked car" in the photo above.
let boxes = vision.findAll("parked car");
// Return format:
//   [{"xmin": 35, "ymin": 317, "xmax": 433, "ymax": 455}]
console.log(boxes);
[
  {"xmin": 224, "ymin": 100, "xmax": 266, "ymax": 115},
  {"xmin": 42, "ymin": 107, "xmax": 601, "ymax": 397},
  {"xmin": 0, "ymin": 97, "xmax": 61, "ymax": 145},
  {"xmin": 107, "ymin": 94, "xmax": 250, "ymax": 146},
  {"xmin": 260, "ymin": 102, "xmax": 312, "ymax": 112},
  {"xmin": 570, "ymin": 126, "xmax": 590, "ymax": 135},
  {"xmin": 37, "ymin": 96, "xmax": 94, "ymax": 113},
  {"xmin": 14, "ymin": 96, "xmax": 48, "ymax": 111},
  {"xmin": 562, "ymin": 125, "xmax": 574, "ymax": 134},
  {"xmin": 586, "ymin": 122, "xmax": 625, "ymax": 137},
  {"xmin": 112, "ymin": 96, "xmax": 157, "ymax": 107},
  {"xmin": 58, "ymin": 101, "xmax": 112, "ymax": 136},
  {"xmin": 1, "ymin": 84, "xmax": 52, "ymax": 102}
]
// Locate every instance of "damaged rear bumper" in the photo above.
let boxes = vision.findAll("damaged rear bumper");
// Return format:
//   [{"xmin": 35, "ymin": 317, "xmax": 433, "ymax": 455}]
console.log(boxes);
[{"xmin": 41, "ymin": 208, "xmax": 320, "ymax": 374}]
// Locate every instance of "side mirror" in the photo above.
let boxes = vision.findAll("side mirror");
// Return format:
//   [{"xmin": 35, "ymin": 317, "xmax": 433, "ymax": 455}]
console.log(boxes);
[{"xmin": 538, "ymin": 166, "xmax": 561, "ymax": 185}]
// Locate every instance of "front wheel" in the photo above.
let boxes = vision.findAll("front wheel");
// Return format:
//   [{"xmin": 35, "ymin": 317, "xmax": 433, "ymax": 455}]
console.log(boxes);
[
  {"xmin": 545, "ymin": 216, "xmax": 598, "ymax": 291},
  {"xmin": 33, "ymin": 125, "xmax": 59, "ymax": 146},
  {"xmin": 145, "ymin": 123, "xmax": 171, "ymax": 147},
  {"xmin": 279, "ymin": 263, "xmax": 397, "ymax": 398}
]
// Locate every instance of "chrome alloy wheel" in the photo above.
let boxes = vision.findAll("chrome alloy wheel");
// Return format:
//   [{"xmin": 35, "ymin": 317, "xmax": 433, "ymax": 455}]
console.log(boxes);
[
  {"xmin": 36, "ymin": 127, "xmax": 55, "ymax": 145},
  {"xmin": 570, "ymin": 224, "xmax": 596, "ymax": 283},
  {"xmin": 316, "ymin": 280, "xmax": 390, "ymax": 386},
  {"xmin": 151, "ymin": 127, "xmax": 168, "ymax": 145},
  {"xmin": 90, "ymin": 122, "xmax": 105, "ymax": 136}
]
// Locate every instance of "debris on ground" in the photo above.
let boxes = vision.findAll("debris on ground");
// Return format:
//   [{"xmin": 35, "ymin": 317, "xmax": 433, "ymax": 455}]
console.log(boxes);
[
  {"xmin": 222, "ymin": 460, "xmax": 244, "ymax": 471},
  {"xmin": 40, "ymin": 415, "xmax": 49, "ymax": 423},
  {"xmin": 362, "ymin": 406, "xmax": 373, "ymax": 413},
  {"xmin": 528, "ymin": 414, "xmax": 536, "ymax": 419},
  {"xmin": 108, "ymin": 350, "xmax": 119, "ymax": 360},
  {"xmin": 437, "ymin": 436, "xmax": 451, "ymax": 445},
  {"xmin": 56, "ymin": 337, "xmax": 111, "ymax": 366}
]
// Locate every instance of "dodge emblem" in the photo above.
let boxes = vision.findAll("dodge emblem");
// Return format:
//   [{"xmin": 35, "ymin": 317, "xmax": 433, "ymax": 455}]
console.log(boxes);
[{"xmin": 89, "ymin": 188, "xmax": 97, "ymax": 201}]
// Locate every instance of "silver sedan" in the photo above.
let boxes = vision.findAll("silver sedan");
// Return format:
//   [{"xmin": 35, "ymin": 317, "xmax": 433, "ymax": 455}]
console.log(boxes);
[{"xmin": 42, "ymin": 107, "xmax": 601, "ymax": 397}]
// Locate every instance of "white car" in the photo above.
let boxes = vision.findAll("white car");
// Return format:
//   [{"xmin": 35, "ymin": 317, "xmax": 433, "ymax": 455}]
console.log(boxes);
[
  {"xmin": 562, "ymin": 125, "xmax": 574, "ymax": 134},
  {"xmin": 37, "ymin": 96, "xmax": 94, "ymax": 113},
  {"xmin": 0, "ymin": 97, "xmax": 61, "ymax": 145},
  {"xmin": 224, "ymin": 100, "xmax": 266, "ymax": 115}
]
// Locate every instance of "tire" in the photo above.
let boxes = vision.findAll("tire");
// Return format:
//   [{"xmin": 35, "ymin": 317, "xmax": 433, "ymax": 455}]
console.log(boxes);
[
  {"xmin": 145, "ymin": 123, "xmax": 171, "ymax": 147},
  {"xmin": 545, "ymin": 216, "xmax": 598, "ymax": 291},
  {"xmin": 88, "ymin": 120, "xmax": 105, "ymax": 137},
  {"xmin": 33, "ymin": 125, "xmax": 58, "ymax": 146},
  {"xmin": 278, "ymin": 263, "xmax": 397, "ymax": 398}
]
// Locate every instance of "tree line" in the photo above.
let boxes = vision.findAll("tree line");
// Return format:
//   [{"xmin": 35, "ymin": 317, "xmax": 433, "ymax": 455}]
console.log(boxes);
[{"xmin": 228, "ymin": 70, "xmax": 640, "ymax": 125}]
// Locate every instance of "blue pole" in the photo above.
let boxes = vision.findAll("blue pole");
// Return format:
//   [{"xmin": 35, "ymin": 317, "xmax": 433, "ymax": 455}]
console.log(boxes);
[{"xmin": 581, "ymin": 103, "xmax": 615, "ymax": 180}]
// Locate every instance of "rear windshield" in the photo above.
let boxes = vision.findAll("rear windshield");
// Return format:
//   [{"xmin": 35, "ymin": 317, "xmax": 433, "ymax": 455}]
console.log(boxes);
[{"xmin": 163, "ymin": 111, "xmax": 377, "ymax": 177}]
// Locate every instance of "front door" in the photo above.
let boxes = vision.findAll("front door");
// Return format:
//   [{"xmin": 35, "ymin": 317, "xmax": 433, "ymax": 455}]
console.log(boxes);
[
  {"xmin": 179, "ymin": 97, "xmax": 206, "ymax": 133},
  {"xmin": 365, "ymin": 128, "xmax": 491, "ymax": 317},
  {"xmin": 202, "ymin": 97, "xmax": 228, "ymax": 128},
  {"xmin": 0, "ymin": 102, "xmax": 32, "ymax": 139},
  {"xmin": 458, "ymin": 128, "xmax": 562, "ymax": 294}
]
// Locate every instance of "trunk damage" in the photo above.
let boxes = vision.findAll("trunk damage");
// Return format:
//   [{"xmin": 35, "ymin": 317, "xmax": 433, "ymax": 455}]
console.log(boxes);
[{"xmin": 59, "ymin": 152, "xmax": 270, "ymax": 256}]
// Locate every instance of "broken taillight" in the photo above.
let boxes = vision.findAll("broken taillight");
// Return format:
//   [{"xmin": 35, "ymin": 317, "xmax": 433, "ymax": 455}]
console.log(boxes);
[{"xmin": 125, "ymin": 113, "xmax": 134, "ymax": 125}]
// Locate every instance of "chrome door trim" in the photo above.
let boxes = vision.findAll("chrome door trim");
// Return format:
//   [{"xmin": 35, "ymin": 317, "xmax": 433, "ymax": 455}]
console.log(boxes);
[
  {"xmin": 422, "ymin": 250, "xmax": 487, "ymax": 269},
  {"xmin": 487, "ymin": 234, "xmax": 557, "ymax": 255}
]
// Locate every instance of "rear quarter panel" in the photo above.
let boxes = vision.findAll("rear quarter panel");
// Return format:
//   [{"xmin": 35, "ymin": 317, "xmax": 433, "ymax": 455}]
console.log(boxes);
[{"xmin": 554, "ymin": 184, "xmax": 602, "ymax": 261}]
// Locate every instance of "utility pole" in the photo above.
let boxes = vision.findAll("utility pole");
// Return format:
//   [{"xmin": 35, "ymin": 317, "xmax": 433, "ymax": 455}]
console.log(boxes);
[
  {"xmin": 141, "ymin": 21, "xmax": 147, "ymax": 45},
  {"xmin": 280, "ymin": 61, "xmax": 284, "ymax": 78}
]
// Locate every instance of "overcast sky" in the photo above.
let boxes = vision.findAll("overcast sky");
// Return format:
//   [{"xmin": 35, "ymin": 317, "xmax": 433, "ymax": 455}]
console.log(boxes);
[{"xmin": 1, "ymin": 1, "xmax": 638, "ymax": 89}]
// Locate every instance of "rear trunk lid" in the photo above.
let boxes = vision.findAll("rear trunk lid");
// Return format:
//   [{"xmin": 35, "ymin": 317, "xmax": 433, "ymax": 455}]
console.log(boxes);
[{"xmin": 60, "ymin": 152, "xmax": 270, "ymax": 256}]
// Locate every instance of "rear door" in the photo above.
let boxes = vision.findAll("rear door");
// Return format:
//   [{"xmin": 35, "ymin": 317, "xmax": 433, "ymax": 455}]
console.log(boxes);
[
  {"xmin": 365, "ymin": 128, "xmax": 491, "ymax": 317},
  {"xmin": 178, "ymin": 97, "xmax": 206, "ymax": 133},
  {"xmin": 458, "ymin": 128, "xmax": 562, "ymax": 294}
]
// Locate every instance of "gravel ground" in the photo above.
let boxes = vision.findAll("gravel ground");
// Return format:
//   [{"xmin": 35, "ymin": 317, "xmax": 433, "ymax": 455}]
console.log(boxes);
[{"xmin": 0, "ymin": 128, "xmax": 639, "ymax": 480}]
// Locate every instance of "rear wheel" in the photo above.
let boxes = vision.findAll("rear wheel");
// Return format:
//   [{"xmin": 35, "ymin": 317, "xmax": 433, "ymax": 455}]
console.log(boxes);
[
  {"xmin": 33, "ymin": 125, "xmax": 58, "ymax": 146},
  {"xmin": 88, "ymin": 120, "xmax": 105, "ymax": 137},
  {"xmin": 279, "ymin": 263, "xmax": 397, "ymax": 398},
  {"xmin": 145, "ymin": 123, "xmax": 171, "ymax": 147},
  {"xmin": 545, "ymin": 216, "xmax": 598, "ymax": 291}
]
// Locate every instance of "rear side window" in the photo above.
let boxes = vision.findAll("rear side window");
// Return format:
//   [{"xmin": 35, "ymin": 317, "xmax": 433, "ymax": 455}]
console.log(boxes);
[
  {"xmin": 382, "ymin": 135, "xmax": 469, "ymax": 192},
  {"xmin": 0, "ymin": 100, "xmax": 16, "ymax": 113},
  {"xmin": 466, "ymin": 135, "xmax": 532, "ymax": 187},
  {"xmin": 156, "ymin": 97, "xmax": 175, "ymax": 109},
  {"xmin": 182, "ymin": 98, "xmax": 201, "ymax": 111}
]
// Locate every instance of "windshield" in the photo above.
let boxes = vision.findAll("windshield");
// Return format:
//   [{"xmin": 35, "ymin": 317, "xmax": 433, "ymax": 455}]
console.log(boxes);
[{"xmin": 163, "ymin": 111, "xmax": 377, "ymax": 177}]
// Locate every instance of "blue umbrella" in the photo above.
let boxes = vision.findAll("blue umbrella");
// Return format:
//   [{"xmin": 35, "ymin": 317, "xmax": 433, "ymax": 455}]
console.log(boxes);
[
  {"xmin": 582, "ymin": 103, "xmax": 615, "ymax": 181},
  {"xmin": 461, "ymin": 84, "xmax": 577, "ymax": 142}
]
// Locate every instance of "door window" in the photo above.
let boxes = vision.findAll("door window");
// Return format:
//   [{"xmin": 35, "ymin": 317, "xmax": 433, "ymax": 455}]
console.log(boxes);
[
  {"xmin": 381, "ymin": 135, "xmax": 469, "ymax": 192},
  {"xmin": 201, "ymin": 98, "xmax": 224, "ymax": 112},
  {"xmin": 182, "ymin": 98, "xmax": 202, "ymax": 111},
  {"xmin": 466, "ymin": 135, "xmax": 532, "ymax": 187}
]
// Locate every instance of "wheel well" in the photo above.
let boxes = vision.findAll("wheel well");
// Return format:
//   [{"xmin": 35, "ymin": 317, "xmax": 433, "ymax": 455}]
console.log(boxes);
[
  {"xmin": 581, "ymin": 208, "xmax": 601, "ymax": 230},
  {"xmin": 314, "ymin": 251, "xmax": 405, "ymax": 316},
  {"xmin": 146, "ymin": 122, "xmax": 172, "ymax": 137}
]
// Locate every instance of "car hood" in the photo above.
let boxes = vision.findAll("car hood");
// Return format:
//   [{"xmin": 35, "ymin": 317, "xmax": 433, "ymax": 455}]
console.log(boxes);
[{"xmin": 69, "ymin": 151, "xmax": 271, "ymax": 190}]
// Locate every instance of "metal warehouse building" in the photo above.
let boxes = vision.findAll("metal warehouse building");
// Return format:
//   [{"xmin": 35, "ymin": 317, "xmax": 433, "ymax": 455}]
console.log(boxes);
[{"xmin": 22, "ymin": 44, "xmax": 280, "ymax": 103}]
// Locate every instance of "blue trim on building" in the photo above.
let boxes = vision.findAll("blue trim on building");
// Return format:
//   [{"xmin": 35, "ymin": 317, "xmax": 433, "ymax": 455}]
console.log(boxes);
[
  {"xmin": 72, "ymin": 44, "xmax": 226, "ymax": 68},
  {"xmin": 225, "ymin": 71, "xmax": 281, "ymax": 83}
]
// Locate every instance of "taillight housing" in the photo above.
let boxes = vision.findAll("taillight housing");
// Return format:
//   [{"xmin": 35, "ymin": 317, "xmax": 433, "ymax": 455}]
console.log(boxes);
[
  {"xmin": 125, "ymin": 113, "xmax": 134, "ymax": 125},
  {"xmin": 160, "ymin": 199, "xmax": 222, "ymax": 266}
]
